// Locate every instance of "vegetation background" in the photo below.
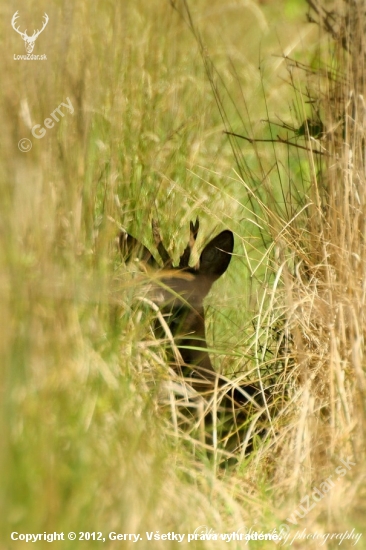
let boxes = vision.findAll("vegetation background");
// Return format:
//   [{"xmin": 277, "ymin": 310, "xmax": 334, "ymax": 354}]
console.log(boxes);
[{"xmin": 0, "ymin": 0, "xmax": 365, "ymax": 548}]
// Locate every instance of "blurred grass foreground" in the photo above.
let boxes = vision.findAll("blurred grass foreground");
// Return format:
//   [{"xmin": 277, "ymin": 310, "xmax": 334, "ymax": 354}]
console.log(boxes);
[{"xmin": 0, "ymin": 0, "xmax": 365, "ymax": 548}]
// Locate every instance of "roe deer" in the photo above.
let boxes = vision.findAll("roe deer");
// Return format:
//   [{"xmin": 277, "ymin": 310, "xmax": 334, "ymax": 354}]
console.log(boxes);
[{"xmin": 119, "ymin": 220, "xmax": 265, "ymax": 458}]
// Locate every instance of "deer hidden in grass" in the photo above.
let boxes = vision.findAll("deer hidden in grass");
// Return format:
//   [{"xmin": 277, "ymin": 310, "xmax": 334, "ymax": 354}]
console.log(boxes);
[{"xmin": 120, "ymin": 220, "xmax": 267, "ymax": 459}]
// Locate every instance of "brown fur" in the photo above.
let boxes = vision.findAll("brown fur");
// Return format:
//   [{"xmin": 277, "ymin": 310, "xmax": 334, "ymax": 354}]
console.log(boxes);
[{"xmin": 120, "ymin": 220, "xmax": 266, "ymax": 459}]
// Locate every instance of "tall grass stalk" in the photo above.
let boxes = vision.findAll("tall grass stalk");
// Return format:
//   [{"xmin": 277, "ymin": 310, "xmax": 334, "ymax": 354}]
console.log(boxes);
[{"xmin": 1, "ymin": 0, "xmax": 364, "ymax": 547}]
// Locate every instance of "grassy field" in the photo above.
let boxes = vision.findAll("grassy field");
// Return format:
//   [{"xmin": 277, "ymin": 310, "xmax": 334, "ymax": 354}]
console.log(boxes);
[{"xmin": 1, "ymin": 0, "xmax": 365, "ymax": 548}]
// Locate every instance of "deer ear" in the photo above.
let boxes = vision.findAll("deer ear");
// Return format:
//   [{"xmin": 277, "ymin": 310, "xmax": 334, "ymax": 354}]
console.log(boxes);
[
  {"xmin": 199, "ymin": 230, "xmax": 234, "ymax": 279},
  {"xmin": 119, "ymin": 231, "xmax": 157, "ymax": 267}
]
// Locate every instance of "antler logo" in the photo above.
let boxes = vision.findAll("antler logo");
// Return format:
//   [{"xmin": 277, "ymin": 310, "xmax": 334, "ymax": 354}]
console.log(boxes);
[{"xmin": 11, "ymin": 11, "xmax": 49, "ymax": 54}]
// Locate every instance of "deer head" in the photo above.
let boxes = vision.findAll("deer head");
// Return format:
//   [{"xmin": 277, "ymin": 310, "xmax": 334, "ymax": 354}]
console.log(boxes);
[
  {"xmin": 11, "ymin": 11, "xmax": 49, "ymax": 54},
  {"xmin": 120, "ymin": 220, "xmax": 234, "ymax": 383},
  {"xmin": 120, "ymin": 220, "xmax": 267, "ymax": 459}
]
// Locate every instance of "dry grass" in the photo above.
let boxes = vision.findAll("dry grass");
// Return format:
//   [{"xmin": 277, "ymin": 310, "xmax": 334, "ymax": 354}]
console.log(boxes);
[
  {"xmin": 1, "ymin": 0, "xmax": 365, "ymax": 548},
  {"xmin": 172, "ymin": 0, "xmax": 366, "ymax": 540}
]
